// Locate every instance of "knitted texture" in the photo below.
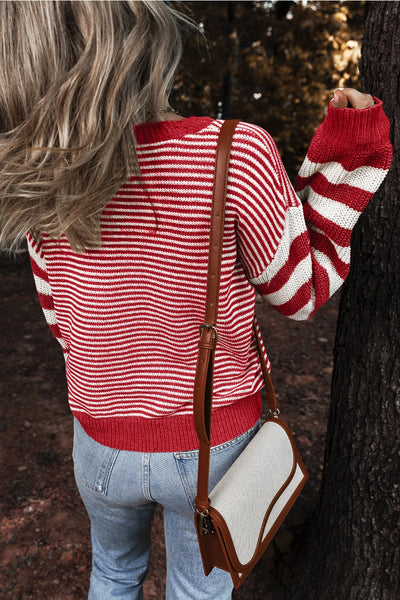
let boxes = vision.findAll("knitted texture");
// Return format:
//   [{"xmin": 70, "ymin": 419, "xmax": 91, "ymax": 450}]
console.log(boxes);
[{"xmin": 27, "ymin": 102, "xmax": 392, "ymax": 451}]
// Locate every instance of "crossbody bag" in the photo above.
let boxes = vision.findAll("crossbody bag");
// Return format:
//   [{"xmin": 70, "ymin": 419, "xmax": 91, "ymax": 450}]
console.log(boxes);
[{"xmin": 193, "ymin": 119, "xmax": 309, "ymax": 589}]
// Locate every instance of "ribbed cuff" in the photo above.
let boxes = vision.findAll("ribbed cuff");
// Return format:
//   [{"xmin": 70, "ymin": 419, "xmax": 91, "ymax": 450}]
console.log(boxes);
[{"xmin": 319, "ymin": 97, "xmax": 390, "ymax": 149}]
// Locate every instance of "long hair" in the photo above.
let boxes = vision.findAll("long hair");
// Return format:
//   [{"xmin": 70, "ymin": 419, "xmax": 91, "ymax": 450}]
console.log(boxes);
[{"xmin": 0, "ymin": 1, "xmax": 189, "ymax": 252}]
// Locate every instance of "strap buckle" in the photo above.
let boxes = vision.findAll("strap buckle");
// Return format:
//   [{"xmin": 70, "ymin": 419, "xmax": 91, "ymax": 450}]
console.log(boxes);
[
  {"xmin": 267, "ymin": 408, "xmax": 280, "ymax": 419},
  {"xmin": 196, "ymin": 509, "xmax": 215, "ymax": 535},
  {"xmin": 199, "ymin": 324, "xmax": 218, "ymax": 344}
]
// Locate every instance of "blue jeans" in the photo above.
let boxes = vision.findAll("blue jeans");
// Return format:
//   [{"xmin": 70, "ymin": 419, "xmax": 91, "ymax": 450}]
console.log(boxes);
[{"xmin": 72, "ymin": 418, "xmax": 260, "ymax": 600}]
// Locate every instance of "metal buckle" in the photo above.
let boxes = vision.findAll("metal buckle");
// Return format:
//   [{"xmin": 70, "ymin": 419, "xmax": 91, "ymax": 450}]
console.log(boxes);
[
  {"xmin": 196, "ymin": 509, "xmax": 215, "ymax": 535},
  {"xmin": 199, "ymin": 324, "xmax": 218, "ymax": 344},
  {"xmin": 268, "ymin": 408, "xmax": 280, "ymax": 418}
]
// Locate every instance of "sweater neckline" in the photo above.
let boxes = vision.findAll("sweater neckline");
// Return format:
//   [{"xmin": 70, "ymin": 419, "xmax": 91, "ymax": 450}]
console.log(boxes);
[{"xmin": 134, "ymin": 116, "xmax": 214, "ymax": 145}]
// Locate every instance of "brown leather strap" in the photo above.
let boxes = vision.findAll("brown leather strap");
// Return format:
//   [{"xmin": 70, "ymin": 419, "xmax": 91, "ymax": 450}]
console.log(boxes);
[
  {"xmin": 193, "ymin": 120, "xmax": 239, "ymax": 510},
  {"xmin": 253, "ymin": 318, "xmax": 279, "ymax": 413},
  {"xmin": 194, "ymin": 119, "xmax": 279, "ymax": 512},
  {"xmin": 193, "ymin": 119, "xmax": 239, "ymax": 450}
]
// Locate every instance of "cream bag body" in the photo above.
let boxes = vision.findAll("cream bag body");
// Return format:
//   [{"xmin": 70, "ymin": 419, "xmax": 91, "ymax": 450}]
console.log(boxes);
[{"xmin": 197, "ymin": 418, "xmax": 308, "ymax": 587}]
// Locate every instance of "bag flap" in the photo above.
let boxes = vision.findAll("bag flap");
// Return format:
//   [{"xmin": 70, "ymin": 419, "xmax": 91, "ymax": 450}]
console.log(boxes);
[{"xmin": 208, "ymin": 419, "xmax": 307, "ymax": 569}]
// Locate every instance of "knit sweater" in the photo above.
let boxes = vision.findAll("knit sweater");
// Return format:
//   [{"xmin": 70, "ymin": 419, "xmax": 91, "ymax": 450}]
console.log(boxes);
[{"xmin": 27, "ymin": 100, "xmax": 392, "ymax": 452}]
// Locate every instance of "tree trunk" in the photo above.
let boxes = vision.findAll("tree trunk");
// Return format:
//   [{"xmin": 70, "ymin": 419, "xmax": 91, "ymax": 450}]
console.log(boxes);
[
  {"xmin": 291, "ymin": 3, "xmax": 400, "ymax": 599},
  {"xmin": 220, "ymin": 1, "xmax": 238, "ymax": 119}
]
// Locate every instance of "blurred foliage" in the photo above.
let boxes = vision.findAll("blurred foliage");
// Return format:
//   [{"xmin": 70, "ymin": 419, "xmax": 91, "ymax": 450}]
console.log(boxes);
[{"xmin": 172, "ymin": 1, "xmax": 365, "ymax": 180}]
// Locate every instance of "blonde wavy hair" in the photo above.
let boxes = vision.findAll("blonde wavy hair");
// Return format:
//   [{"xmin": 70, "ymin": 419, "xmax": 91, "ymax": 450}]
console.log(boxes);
[{"xmin": 0, "ymin": 1, "xmax": 188, "ymax": 252}]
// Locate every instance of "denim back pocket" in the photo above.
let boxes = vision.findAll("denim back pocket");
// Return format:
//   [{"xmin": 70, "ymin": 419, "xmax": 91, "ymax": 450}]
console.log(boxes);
[
  {"xmin": 173, "ymin": 422, "xmax": 260, "ymax": 512},
  {"xmin": 72, "ymin": 418, "xmax": 119, "ymax": 496}
]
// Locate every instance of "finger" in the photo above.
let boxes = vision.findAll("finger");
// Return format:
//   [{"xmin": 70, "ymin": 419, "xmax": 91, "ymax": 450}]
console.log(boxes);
[
  {"xmin": 336, "ymin": 88, "xmax": 375, "ymax": 109},
  {"xmin": 331, "ymin": 88, "xmax": 348, "ymax": 108},
  {"xmin": 330, "ymin": 88, "xmax": 374, "ymax": 109}
]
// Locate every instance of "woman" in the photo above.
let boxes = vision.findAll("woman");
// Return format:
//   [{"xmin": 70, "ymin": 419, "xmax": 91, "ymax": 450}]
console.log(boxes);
[{"xmin": 0, "ymin": 2, "xmax": 392, "ymax": 599}]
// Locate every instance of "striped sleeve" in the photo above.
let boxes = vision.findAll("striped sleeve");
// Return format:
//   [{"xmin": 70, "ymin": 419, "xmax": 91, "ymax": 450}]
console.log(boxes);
[
  {"xmin": 243, "ymin": 99, "xmax": 392, "ymax": 320},
  {"xmin": 26, "ymin": 232, "xmax": 68, "ymax": 354}
]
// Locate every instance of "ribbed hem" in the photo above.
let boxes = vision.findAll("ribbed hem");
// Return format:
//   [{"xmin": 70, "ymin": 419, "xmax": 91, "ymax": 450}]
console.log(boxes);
[
  {"xmin": 134, "ymin": 116, "xmax": 214, "ymax": 145},
  {"xmin": 321, "ymin": 98, "xmax": 390, "ymax": 149},
  {"xmin": 74, "ymin": 392, "xmax": 262, "ymax": 452}
]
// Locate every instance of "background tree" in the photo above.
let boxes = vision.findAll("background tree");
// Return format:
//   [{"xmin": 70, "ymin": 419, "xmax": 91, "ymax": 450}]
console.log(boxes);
[{"xmin": 291, "ymin": 2, "xmax": 400, "ymax": 599}]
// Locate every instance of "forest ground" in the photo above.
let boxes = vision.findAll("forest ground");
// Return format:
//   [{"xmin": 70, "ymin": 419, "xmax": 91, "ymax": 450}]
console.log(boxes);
[{"xmin": 0, "ymin": 251, "xmax": 340, "ymax": 600}]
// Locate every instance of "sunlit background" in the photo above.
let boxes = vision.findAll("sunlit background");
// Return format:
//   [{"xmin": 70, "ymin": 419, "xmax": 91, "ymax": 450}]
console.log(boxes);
[{"xmin": 172, "ymin": 0, "xmax": 365, "ymax": 179}]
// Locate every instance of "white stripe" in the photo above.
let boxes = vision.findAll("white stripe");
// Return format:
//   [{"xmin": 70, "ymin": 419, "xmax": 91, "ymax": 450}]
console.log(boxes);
[
  {"xmin": 70, "ymin": 405, "xmax": 192, "ymax": 419},
  {"xmin": 289, "ymin": 290, "xmax": 316, "ymax": 320},
  {"xmin": 33, "ymin": 274, "xmax": 52, "ymax": 296},
  {"xmin": 116, "ymin": 178, "xmax": 215, "ymax": 190},
  {"xmin": 300, "ymin": 188, "xmax": 361, "ymax": 226},
  {"xmin": 308, "ymin": 224, "xmax": 351, "ymax": 264},
  {"xmin": 42, "ymin": 308, "xmax": 58, "ymax": 325},
  {"xmin": 41, "ymin": 310, "xmax": 67, "ymax": 349},
  {"xmin": 137, "ymin": 146, "xmax": 216, "ymax": 158},
  {"xmin": 313, "ymin": 249, "xmax": 346, "ymax": 297},
  {"xmin": 298, "ymin": 157, "xmax": 388, "ymax": 193},
  {"xmin": 262, "ymin": 255, "xmax": 312, "ymax": 307},
  {"xmin": 47, "ymin": 267, "xmax": 208, "ymax": 288},
  {"xmin": 67, "ymin": 378, "xmax": 195, "ymax": 400},
  {"xmin": 115, "ymin": 186, "xmax": 214, "ymax": 198}
]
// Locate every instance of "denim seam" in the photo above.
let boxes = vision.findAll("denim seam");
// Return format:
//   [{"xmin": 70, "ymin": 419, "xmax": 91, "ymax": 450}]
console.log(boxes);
[
  {"xmin": 74, "ymin": 468, "xmax": 99, "ymax": 494},
  {"xmin": 142, "ymin": 453, "xmax": 154, "ymax": 501},
  {"xmin": 100, "ymin": 449, "xmax": 120, "ymax": 495},
  {"xmin": 74, "ymin": 448, "xmax": 119, "ymax": 495},
  {"xmin": 173, "ymin": 456, "xmax": 196, "ymax": 511},
  {"xmin": 174, "ymin": 426, "xmax": 253, "ymax": 460}
]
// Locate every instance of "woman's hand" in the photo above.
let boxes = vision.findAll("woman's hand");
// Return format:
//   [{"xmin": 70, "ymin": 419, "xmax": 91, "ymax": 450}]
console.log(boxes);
[{"xmin": 331, "ymin": 88, "xmax": 375, "ymax": 109}]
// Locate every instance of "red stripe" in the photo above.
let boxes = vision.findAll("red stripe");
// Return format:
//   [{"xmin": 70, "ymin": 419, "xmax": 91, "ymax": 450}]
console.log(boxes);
[
  {"xmin": 306, "ymin": 148, "xmax": 391, "ymax": 172},
  {"xmin": 311, "ymin": 256, "xmax": 331, "ymax": 312},
  {"xmin": 303, "ymin": 203, "xmax": 352, "ymax": 247},
  {"xmin": 49, "ymin": 323, "xmax": 63, "ymax": 340},
  {"xmin": 295, "ymin": 172, "xmax": 373, "ymax": 210},
  {"xmin": 310, "ymin": 230, "xmax": 349, "ymax": 278},
  {"xmin": 267, "ymin": 279, "xmax": 312, "ymax": 316},
  {"xmin": 265, "ymin": 256, "xmax": 330, "ymax": 318},
  {"xmin": 255, "ymin": 232, "xmax": 310, "ymax": 296},
  {"xmin": 29, "ymin": 255, "xmax": 49, "ymax": 283},
  {"xmin": 37, "ymin": 292, "xmax": 54, "ymax": 311}
]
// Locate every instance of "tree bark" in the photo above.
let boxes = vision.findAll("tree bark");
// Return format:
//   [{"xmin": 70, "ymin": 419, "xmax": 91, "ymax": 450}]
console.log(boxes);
[{"xmin": 291, "ymin": 3, "xmax": 400, "ymax": 599}]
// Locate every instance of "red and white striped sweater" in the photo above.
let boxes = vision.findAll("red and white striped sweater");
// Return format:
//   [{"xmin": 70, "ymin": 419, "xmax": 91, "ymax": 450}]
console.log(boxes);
[{"xmin": 27, "ymin": 100, "xmax": 392, "ymax": 451}]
